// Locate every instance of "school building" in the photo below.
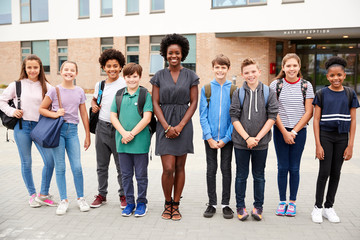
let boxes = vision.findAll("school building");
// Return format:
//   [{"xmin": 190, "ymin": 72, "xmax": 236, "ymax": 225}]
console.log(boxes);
[{"xmin": 1, "ymin": 0, "xmax": 360, "ymax": 93}]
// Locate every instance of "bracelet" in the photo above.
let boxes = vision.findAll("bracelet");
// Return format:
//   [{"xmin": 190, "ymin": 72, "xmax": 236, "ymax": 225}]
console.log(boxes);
[
  {"xmin": 291, "ymin": 130, "xmax": 298, "ymax": 135},
  {"xmin": 164, "ymin": 125, "xmax": 171, "ymax": 134},
  {"xmin": 245, "ymin": 136, "xmax": 250, "ymax": 141}
]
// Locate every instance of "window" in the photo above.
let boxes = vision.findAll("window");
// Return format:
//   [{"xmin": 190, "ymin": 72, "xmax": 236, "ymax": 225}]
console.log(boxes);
[
  {"xmin": 282, "ymin": 0, "xmax": 304, "ymax": 3},
  {"xmin": 57, "ymin": 40, "xmax": 68, "ymax": 72},
  {"xmin": 100, "ymin": 37, "xmax": 113, "ymax": 74},
  {"xmin": 150, "ymin": 36, "xmax": 165, "ymax": 74},
  {"xmin": 101, "ymin": 0, "xmax": 112, "ymax": 16},
  {"xmin": 151, "ymin": 0, "xmax": 164, "ymax": 12},
  {"xmin": 21, "ymin": 0, "xmax": 48, "ymax": 23},
  {"xmin": 79, "ymin": 0, "xmax": 89, "ymax": 18},
  {"xmin": 0, "ymin": 0, "xmax": 11, "ymax": 24},
  {"xmin": 21, "ymin": 40, "xmax": 50, "ymax": 73},
  {"xmin": 182, "ymin": 35, "xmax": 196, "ymax": 72},
  {"xmin": 127, "ymin": 0, "xmax": 139, "ymax": 14},
  {"xmin": 212, "ymin": 0, "xmax": 266, "ymax": 8},
  {"xmin": 126, "ymin": 37, "xmax": 139, "ymax": 64}
]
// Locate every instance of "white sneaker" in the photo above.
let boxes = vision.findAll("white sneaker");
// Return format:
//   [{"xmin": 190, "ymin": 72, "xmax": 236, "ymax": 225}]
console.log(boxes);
[
  {"xmin": 311, "ymin": 206, "xmax": 323, "ymax": 223},
  {"xmin": 77, "ymin": 197, "xmax": 90, "ymax": 212},
  {"xmin": 56, "ymin": 200, "xmax": 69, "ymax": 215},
  {"xmin": 29, "ymin": 194, "xmax": 41, "ymax": 208},
  {"xmin": 323, "ymin": 208, "xmax": 340, "ymax": 223}
]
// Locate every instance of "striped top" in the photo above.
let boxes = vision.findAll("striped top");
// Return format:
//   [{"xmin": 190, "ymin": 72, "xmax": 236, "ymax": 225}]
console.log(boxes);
[
  {"xmin": 270, "ymin": 78, "xmax": 314, "ymax": 128},
  {"xmin": 313, "ymin": 87, "xmax": 359, "ymax": 133}
]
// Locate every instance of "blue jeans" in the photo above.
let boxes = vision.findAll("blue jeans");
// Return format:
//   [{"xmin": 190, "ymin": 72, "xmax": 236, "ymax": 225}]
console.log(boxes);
[
  {"xmin": 234, "ymin": 148, "xmax": 267, "ymax": 209},
  {"xmin": 14, "ymin": 120, "xmax": 54, "ymax": 196},
  {"xmin": 52, "ymin": 123, "xmax": 84, "ymax": 200},
  {"xmin": 118, "ymin": 153, "xmax": 149, "ymax": 205},
  {"xmin": 273, "ymin": 126, "xmax": 307, "ymax": 201}
]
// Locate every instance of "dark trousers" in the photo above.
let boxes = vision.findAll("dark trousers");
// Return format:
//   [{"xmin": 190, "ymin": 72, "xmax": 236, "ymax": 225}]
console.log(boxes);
[
  {"xmin": 205, "ymin": 141, "xmax": 233, "ymax": 206},
  {"xmin": 118, "ymin": 153, "xmax": 149, "ymax": 205},
  {"xmin": 234, "ymin": 148, "xmax": 268, "ymax": 209},
  {"xmin": 273, "ymin": 126, "xmax": 307, "ymax": 201},
  {"xmin": 315, "ymin": 130, "xmax": 348, "ymax": 209},
  {"xmin": 95, "ymin": 120, "xmax": 124, "ymax": 197}
]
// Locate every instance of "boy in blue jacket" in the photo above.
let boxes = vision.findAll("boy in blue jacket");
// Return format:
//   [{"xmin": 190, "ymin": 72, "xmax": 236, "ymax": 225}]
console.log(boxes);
[{"xmin": 199, "ymin": 54, "xmax": 237, "ymax": 219}]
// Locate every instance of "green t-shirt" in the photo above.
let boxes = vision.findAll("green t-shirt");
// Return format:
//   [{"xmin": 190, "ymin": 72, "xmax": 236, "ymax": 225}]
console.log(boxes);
[{"xmin": 110, "ymin": 87, "xmax": 153, "ymax": 154}]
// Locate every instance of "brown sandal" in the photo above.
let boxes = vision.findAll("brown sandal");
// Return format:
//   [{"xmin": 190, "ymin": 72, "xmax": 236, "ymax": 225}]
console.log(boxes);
[
  {"xmin": 172, "ymin": 201, "xmax": 182, "ymax": 221},
  {"xmin": 161, "ymin": 199, "xmax": 172, "ymax": 220}
]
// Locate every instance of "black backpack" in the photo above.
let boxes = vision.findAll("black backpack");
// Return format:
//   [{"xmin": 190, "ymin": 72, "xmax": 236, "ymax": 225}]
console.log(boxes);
[{"xmin": 115, "ymin": 86, "xmax": 157, "ymax": 136}]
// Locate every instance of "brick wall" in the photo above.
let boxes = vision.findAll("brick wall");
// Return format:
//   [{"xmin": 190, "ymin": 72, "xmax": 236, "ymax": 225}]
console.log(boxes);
[{"xmin": 0, "ymin": 42, "xmax": 21, "ymax": 85}]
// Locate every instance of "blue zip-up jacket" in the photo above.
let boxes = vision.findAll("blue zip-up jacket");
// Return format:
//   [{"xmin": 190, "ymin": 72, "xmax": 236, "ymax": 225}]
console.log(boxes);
[{"xmin": 199, "ymin": 79, "xmax": 235, "ymax": 144}]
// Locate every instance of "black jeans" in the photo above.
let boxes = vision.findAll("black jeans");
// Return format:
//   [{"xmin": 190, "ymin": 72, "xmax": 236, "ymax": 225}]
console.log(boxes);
[
  {"xmin": 205, "ymin": 140, "xmax": 233, "ymax": 206},
  {"xmin": 315, "ymin": 130, "xmax": 348, "ymax": 208}
]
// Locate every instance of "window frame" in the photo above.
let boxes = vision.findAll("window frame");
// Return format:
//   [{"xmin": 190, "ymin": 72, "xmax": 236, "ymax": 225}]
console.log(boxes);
[
  {"xmin": 126, "ymin": 37, "xmax": 140, "ymax": 64},
  {"xmin": 149, "ymin": 43, "xmax": 164, "ymax": 75},
  {"xmin": 21, "ymin": 40, "xmax": 50, "ymax": 73},
  {"xmin": 20, "ymin": 0, "xmax": 49, "ymax": 23},
  {"xmin": 126, "ymin": 0, "xmax": 139, "ymax": 15},
  {"xmin": 100, "ymin": 37, "xmax": 114, "ymax": 75},
  {"xmin": 150, "ymin": 0, "xmax": 165, "ymax": 14},
  {"xmin": 282, "ymin": 0, "xmax": 304, "ymax": 3},
  {"xmin": 57, "ymin": 40, "xmax": 68, "ymax": 73}
]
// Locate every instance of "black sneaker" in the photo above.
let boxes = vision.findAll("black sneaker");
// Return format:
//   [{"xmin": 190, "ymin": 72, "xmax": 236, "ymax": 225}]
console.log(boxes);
[
  {"xmin": 222, "ymin": 206, "xmax": 234, "ymax": 219},
  {"xmin": 203, "ymin": 205, "xmax": 216, "ymax": 218}
]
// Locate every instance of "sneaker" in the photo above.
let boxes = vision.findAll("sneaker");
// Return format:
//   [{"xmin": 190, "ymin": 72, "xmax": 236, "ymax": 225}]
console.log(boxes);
[
  {"xmin": 77, "ymin": 197, "xmax": 90, "ymax": 212},
  {"xmin": 275, "ymin": 202, "xmax": 287, "ymax": 216},
  {"xmin": 311, "ymin": 206, "xmax": 323, "ymax": 223},
  {"xmin": 122, "ymin": 203, "xmax": 135, "ymax": 217},
  {"xmin": 90, "ymin": 194, "xmax": 106, "ymax": 208},
  {"xmin": 237, "ymin": 207, "xmax": 249, "ymax": 221},
  {"xmin": 56, "ymin": 200, "xmax": 69, "ymax": 215},
  {"xmin": 251, "ymin": 207, "xmax": 263, "ymax": 221},
  {"xmin": 134, "ymin": 203, "xmax": 148, "ymax": 217},
  {"xmin": 222, "ymin": 206, "xmax": 234, "ymax": 219},
  {"xmin": 35, "ymin": 194, "xmax": 57, "ymax": 207},
  {"xmin": 203, "ymin": 205, "xmax": 216, "ymax": 218},
  {"xmin": 29, "ymin": 194, "xmax": 41, "ymax": 208},
  {"xmin": 120, "ymin": 195, "xmax": 127, "ymax": 209},
  {"xmin": 323, "ymin": 208, "xmax": 340, "ymax": 223},
  {"xmin": 285, "ymin": 202, "xmax": 296, "ymax": 217}
]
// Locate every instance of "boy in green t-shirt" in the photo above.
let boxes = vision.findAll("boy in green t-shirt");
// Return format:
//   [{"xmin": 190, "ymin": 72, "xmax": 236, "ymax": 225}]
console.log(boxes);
[{"xmin": 110, "ymin": 63, "xmax": 153, "ymax": 217}]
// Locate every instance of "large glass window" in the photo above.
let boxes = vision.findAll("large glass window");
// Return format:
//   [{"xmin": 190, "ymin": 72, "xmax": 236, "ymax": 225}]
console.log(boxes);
[
  {"xmin": 21, "ymin": 40, "xmax": 50, "ymax": 73},
  {"xmin": 127, "ymin": 0, "xmax": 139, "ymax": 14},
  {"xmin": 150, "ymin": 36, "xmax": 164, "ymax": 74},
  {"xmin": 126, "ymin": 37, "xmax": 139, "ymax": 64},
  {"xmin": 101, "ymin": 0, "xmax": 112, "ymax": 16},
  {"xmin": 100, "ymin": 38, "xmax": 113, "ymax": 74},
  {"xmin": 79, "ymin": 0, "xmax": 89, "ymax": 18},
  {"xmin": 151, "ymin": 0, "xmax": 164, "ymax": 12},
  {"xmin": 182, "ymin": 35, "xmax": 196, "ymax": 72},
  {"xmin": 57, "ymin": 40, "xmax": 68, "ymax": 72},
  {"xmin": 0, "ymin": 0, "xmax": 11, "ymax": 24},
  {"xmin": 212, "ymin": 0, "xmax": 266, "ymax": 8},
  {"xmin": 21, "ymin": 0, "xmax": 48, "ymax": 23}
]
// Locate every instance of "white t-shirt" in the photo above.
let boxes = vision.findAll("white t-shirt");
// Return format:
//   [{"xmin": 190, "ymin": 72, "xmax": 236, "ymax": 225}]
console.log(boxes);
[
  {"xmin": 93, "ymin": 77, "xmax": 126, "ymax": 123},
  {"xmin": 270, "ymin": 78, "xmax": 314, "ymax": 128}
]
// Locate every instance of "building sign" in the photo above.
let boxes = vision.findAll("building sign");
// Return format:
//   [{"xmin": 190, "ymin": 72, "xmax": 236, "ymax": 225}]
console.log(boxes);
[{"xmin": 283, "ymin": 29, "xmax": 330, "ymax": 35}]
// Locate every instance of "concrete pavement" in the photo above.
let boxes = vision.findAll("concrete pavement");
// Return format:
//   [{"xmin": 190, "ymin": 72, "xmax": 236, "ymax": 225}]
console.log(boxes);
[{"xmin": 0, "ymin": 94, "xmax": 359, "ymax": 240}]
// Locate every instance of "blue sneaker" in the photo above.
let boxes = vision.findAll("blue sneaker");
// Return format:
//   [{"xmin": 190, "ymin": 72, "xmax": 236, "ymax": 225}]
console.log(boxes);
[
  {"xmin": 285, "ymin": 202, "xmax": 296, "ymax": 217},
  {"xmin": 134, "ymin": 203, "xmax": 147, "ymax": 217},
  {"xmin": 122, "ymin": 204, "xmax": 135, "ymax": 217},
  {"xmin": 276, "ymin": 202, "xmax": 287, "ymax": 216}
]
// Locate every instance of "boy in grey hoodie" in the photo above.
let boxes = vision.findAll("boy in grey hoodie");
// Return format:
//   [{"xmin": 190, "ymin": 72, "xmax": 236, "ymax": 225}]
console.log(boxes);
[{"xmin": 230, "ymin": 58, "xmax": 278, "ymax": 221}]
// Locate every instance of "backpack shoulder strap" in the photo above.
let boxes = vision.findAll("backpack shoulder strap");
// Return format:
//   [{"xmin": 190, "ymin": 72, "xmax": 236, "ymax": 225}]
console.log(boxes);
[
  {"xmin": 343, "ymin": 86, "xmax": 354, "ymax": 108},
  {"xmin": 97, "ymin": 80, "xmax": 106, "ymax": 105},
  {"xmin": 263, "ymin": 84, "xmax": 269, "ymax": 106},
  {"xmin": 15, "ymin": 81, "xmax": 21, "ymax": 110},
  {"xmin": 230, "ymin": 84, "xmax": 237, "ymax": 102},
  {"xmin": 315, "ymin": 89, "xmax": 323, "ymax": 108},
  {"xmin": 239, "ymin": 87, "xmax": 245, "ymax": 108},
  {"xmin": 204, "ymin": 83, "xmax": 211, "ymax": 107},
  {"xmin": 115, "ymin": 87, "xmax": 126, "ymax": 117},
  {"xmin": 300, "ymin": 79, "xmax": 307, "ymax": 105},
  {"xmin": 137, "ymin": 86, "xmax": 148, "ymax": 117}
]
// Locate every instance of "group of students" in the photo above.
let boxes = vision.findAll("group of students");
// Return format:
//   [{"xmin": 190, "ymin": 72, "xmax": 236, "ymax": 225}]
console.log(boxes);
[{"xmin": 0, "ymin": 33, "xmax": 358, "ymax": 223}]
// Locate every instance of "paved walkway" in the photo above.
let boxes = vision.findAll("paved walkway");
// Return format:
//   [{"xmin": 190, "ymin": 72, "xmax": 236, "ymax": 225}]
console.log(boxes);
[{"xmin": 0, "ymin": 94, "xmax": 359, "ymax": 240}]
